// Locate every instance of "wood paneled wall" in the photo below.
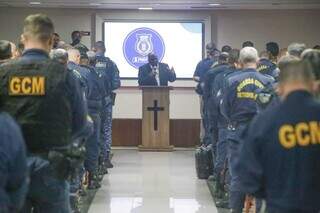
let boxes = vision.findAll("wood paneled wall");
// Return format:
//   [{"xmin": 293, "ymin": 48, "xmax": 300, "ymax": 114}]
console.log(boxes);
[{"xmin": 112, "ymin": 119, "xmax": 200, "ymax": 147}]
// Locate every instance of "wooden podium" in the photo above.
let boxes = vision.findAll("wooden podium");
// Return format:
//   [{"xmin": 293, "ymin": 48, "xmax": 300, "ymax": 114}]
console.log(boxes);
[{"xmin": 139, "ymin": 86, "xmax": 174, "ymax": 151}]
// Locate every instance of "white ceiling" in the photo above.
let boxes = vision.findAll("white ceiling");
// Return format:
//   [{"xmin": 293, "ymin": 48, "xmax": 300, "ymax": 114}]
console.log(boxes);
[{"xmin": 0, "ymin": 0, "xmax": 320, "ymax": 10}]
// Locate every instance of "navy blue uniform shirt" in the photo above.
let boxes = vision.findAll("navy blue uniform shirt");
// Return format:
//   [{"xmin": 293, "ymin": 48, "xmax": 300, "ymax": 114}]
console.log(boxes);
[
  {"xmin": 257, "ymin": 58, "xmax": 279, "ymax": 80},
  {"xmin": 21, "ymin": 49, "xmax": 87, "ymax": 136},
  {"xmin": 203, "ymin": 63, "xmax": 229, "ymax": 100},
  {"xmin": 193, "ymin": 58, "xmax": 215, "ymax": 82},
  {"xmin": 236, "ymin": 91, "xmax": 320, "ymax": 212},
  {"xmin": 0, "ymin": 112, "xmax": 28, "ymax": 211},
  {"xmin": 221, "ymin": 68, "xmax": 275, "ymax": 123},
  {"xmin": 212, "ymin": 66, "xmax": 237, "ymax": 128},
  {"xmin": 194, "ymin": 58, "xmax": 215, "ymax": 95}
]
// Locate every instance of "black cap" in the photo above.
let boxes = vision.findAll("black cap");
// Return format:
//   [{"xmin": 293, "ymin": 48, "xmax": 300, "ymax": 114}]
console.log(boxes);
[
  {"xmin": 0, "ymin": 40, "xmax": 12, "ymax": 60},
  {"xmin": 266, "ymin": 42, "xmax": 279, "ymax": 57}
]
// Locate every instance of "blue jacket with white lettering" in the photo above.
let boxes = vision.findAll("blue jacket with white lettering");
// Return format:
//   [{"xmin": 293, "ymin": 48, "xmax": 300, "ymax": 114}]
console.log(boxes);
[
  {"xmin": 236, "ymin": 90, "xmax": 320, "ymax": 212},
  {"xmin": 221, "ymin": 68, "xmax": 274, "ymax": 123},
  {"xmin": 257, "ymin": 58, "xmax": 279, "ymax": 80}
]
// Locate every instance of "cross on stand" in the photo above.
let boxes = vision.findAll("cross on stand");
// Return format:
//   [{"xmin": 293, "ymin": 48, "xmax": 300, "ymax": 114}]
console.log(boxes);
[{"xmin": 147, "ymin": 100, "xmax": 164, "ymax": 131}]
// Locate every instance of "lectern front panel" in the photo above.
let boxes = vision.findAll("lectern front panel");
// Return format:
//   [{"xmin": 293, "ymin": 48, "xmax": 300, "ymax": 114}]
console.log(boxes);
[{"xmin": 140, "ymin": 87, "xmax": 173, "ymax": 151}]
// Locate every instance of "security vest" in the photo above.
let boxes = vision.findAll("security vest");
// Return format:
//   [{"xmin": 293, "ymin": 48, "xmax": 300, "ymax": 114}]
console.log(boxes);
[{"xmin": 0, "ymin": 59, "xmax": 72, "ymax": 153}]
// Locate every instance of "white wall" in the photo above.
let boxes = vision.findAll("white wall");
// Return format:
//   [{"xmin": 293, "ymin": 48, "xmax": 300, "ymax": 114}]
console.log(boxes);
[
  {"xmin": 1, "ymin": 7, "xmax": 319, "ymax": 119},
  {"xmin": 212, "ymin": 10, "xmax": 320, "ymax": 51},
  {"xmin": 0, "ymin": 8, "xmax": 92, "ymax": 47}
]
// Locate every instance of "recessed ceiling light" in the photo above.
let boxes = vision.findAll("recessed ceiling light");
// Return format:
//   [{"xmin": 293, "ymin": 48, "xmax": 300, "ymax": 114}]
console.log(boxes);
[
  {"xmin": 90, "ymin": 3, "xmax": 101, "ymax": 6},
  {"xmin": 29, "ymin": 1, "xmax": 41, "ymax": 5},
  {"xmin": 138, "ymin": 7, "xmax": 153, "ymax": 10},
  {"xmin": 209, "ymin": 3, "xmax": 221, "ymax": 6}
]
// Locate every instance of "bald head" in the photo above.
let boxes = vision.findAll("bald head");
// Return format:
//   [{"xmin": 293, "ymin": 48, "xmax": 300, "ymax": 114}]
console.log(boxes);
[{"xmin": 67, "ymin": 48, "xmax": 80, "ymax": 64}]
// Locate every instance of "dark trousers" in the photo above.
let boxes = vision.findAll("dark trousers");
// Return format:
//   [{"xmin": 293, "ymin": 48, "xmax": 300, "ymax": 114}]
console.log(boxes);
[
  {"xmin": 84, "ymin": 112, "xmax": 101, "ymax": 173},
  {"xmin": 214, "ymin": 127, "xmax": 228, "ymax": 176},
  {"xmin": 21, "ymin": 157, "xmax": 70, "ymax": 213},
  {"xmin": 227, "ymin": 124, "xmax": 248, "ymax": 212},
  {"xmin": 201, "ymin": 98, "xmax": 213, "ymax": 146}
]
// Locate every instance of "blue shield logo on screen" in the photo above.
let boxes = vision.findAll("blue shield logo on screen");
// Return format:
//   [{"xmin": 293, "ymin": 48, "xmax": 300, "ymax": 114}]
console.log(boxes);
[{"xmin": 123, "ymin": 28, "xmax": 165, "ymax": 69}]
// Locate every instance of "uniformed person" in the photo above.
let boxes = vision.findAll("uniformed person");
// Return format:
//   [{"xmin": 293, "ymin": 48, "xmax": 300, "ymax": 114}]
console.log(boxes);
[
  {"xmin": 67, "ymin": 48, "xmax": 102, "ymax": 189},
  {"xmin": 257, "ymin": 42, "xmax": 280, "ymax": 80},
  {"xmin": 50, "ymin": 48, "xmax": 93, "ymax": 212},
  {"xmin": 0, "ymin": 104, "xmax": 28, "ymax": 213},
  {"xmin": 194, "ymin": 43, "xmax": 220, "ymax": 145},
  {"xmin": 203, "ymin": 52, "xmax": 230, "ymax": 173},
  {"xmin": 221, "ymin": 47, "xmax": 274, "ymax": 212},
  {"xmin": 0, "ymin": 14, "xmax": 87, "ymax": 213},
  {"xmin": 70, "ymin": 31, "xmax": 89, "ymax": 57},
  {"xmin": 236, "ymin": 56, "xmax": 320, "ymax": 213},
  {"xmin": 93, "ymin": 41, "xmax": 121, "ymax": 169},
  {"xmin": 79, "ymin": 52, "xmax": 107, "ymax": 178},
  {"xmin": 208, "ymin": 49, "xmax": 240, "ymax": 207}
]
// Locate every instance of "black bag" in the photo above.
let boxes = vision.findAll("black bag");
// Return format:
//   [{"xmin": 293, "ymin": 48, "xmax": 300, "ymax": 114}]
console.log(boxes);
[{"xmin": 195, "ymin": 145, "xmax": 214, "ymax": 179}]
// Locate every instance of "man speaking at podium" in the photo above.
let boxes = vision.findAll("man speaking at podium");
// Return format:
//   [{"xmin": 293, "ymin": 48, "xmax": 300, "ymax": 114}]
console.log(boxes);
[{"xmin": 138, "ymin": 53, "xmax": 176, "ymax": 86}]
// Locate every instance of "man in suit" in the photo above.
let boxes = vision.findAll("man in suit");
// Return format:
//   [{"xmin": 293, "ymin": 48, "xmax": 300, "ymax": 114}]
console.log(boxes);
[{"xmin": 138, "ymin": 53, "xmax": 176, "ymax": 86}]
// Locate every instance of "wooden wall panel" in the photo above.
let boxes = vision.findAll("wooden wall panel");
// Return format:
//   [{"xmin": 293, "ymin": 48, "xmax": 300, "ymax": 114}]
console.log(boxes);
[
  {"xmin": 170, "ymin": 119, "xmax": 200, "ymax": 147},
  {"xmin": 112, "ymin": 119, "xmax": 141, "ymax": 146},
  {"xmin": 112, "ymin": 119, "xmax": 200, "ymax": 147}
]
